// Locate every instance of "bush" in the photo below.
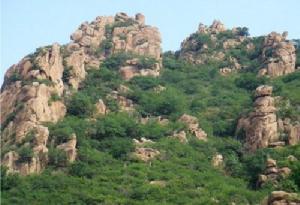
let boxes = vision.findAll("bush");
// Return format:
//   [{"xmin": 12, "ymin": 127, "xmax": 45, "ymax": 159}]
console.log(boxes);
[
  {"xmin": 236, "ymin": 27, "xmax": 250, "ymax": 37},
  {"xmin": 62, "ymin": 66, "xmax": 72, "ymax": 83},
  {"xmin": 102, "ymin": 52, "xmax": 133, "ymax": 70},
  {"xmin": 67, "ymin": 93, "xmax": 95, "ymax": 117},
  {"xmin": 235, "ymin": 73, "xmax": 268, "ymax": 91},
  {"xmin": 97, "ymin": 137, "xmax": 134, "ymax": 159},
  {"xmin": 17, "ymin": 146, "xmax": 33, "ymax": 163},
  {"xmin": 136, "ymin": 56, "xmax": 157, "ymax": 69},
  {"xmin": 91, "ymin": 113, "xmax": 139, "ymax": 140},
  {"xmin": 193, "ymin": 33, "xmax": 213, "ymax": 48},
  {"xmin": 138, "ymin": 88, "xmax": 187, "ymax": 118},
  {"xmin": 48, "ymin": 148, "xmax": 68, "ymax": 167},
  {"xmin": 129, "ymin": 76, "xmax": 160, "ymax": 90},
  {"xmin": 48, "ymin": 121, "xmax": 74, "ymax": 144}
]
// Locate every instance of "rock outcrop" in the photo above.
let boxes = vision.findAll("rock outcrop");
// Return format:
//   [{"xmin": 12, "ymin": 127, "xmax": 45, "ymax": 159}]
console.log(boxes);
[
  {"xmin": 277, "ymin": 118, "xmax": 300, "ymax": 146},
  {"xmin": 178, "ymin": 114, "xmax": 207, "ymax": 141},
  {"xmin": 237, "ymin": 85, "xmax": 280, "ymax": 152},
  {"xmin": 70, "ymin": 12, "xmax": 161, "ymax": 81},
  {"xmin": 179, "ymin": 20, "xmax": 248, "ymax": 67},
  {"xmin": 57, "ymin": 134, "xmax": 77, "ymax": 162},
  {"xmin": 261, "ymin": 191, "xmax": 300, "ymax": 205},
  {"xmin": 259, "ymin": 32, "xmax": 296, "ymax": 77},
  {"xmin": 1, "ymin": 12, "xmax": 162, "ymax": 175},
  {"xmin": 237, "ymin": 85, "xmax": 300, "ymax": 151},
  {"xmin": 134, "ymin": 147, "xmax": 160, "ymax": 162},
  {"xmin": 257, "ymin": 158, "xmax": 291, "ymax": 188},
  {"xmin": 171, "ymin": 131, "xmax": 188, "ymax": 143}
]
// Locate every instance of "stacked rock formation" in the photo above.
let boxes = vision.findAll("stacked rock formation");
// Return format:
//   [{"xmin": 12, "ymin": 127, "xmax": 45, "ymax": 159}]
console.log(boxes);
[
  {"xmin": 237, "ymin": 85, "xmax": 300, "ymax": 151},
  {"xmin": 237, "ymin": 85, "xmax": 280, "ymax": 152},
  {"xmin": 259, "ymin": 32, "xmax": 296, "ymax": 77},
  {"xmin": 257, "ymin": 158, "xmax": 291, "ymax": 187},
  {"xmin": 0, "ymin": 12, "xmax": 162, "ymax": 175}
]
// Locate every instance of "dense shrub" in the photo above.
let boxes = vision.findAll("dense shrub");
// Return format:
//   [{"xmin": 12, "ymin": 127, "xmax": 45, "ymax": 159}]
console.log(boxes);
[
  {"xmin": 235, "ymin": 73, "xmax": 268, "ymax": 90},
  {"xmin": 17, "ymin": 146, "xmax": 33, "ymax": 163},
  {"xmin": 91, "ymin": 113, "xmax": 139, "ymax": 140},
  {"xmin": 138, "ymin": 88, "xmax": 187, "ymax": 118},
  {"xmin": 67, "ymin": 93, "xmax": 95, "ymax": 117},
  {"xmin": 129, "ymin": 76, "xmax": 160, "ymax": 90},
  {"xmin": 48, "ymin": 148, "xmax": 68, "ymax": 167}
]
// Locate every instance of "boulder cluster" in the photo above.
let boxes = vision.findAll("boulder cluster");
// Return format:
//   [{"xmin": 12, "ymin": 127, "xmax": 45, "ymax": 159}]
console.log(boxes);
[
  {"xmin": 262, "ymin": 191, "xmax": 300, "ymax": 205},
  {"xmin": 257, "ymin": 158, "xmax": 291, "ymax": 187},
  {"xmin": 259, "ymin": 32, "xmax": 296, "ymax": 77}
]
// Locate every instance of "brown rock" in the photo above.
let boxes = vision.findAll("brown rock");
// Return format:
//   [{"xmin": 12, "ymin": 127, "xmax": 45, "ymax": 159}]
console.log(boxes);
[
  {"xmin": 134, "ymin": 147, "xmax": 160, "ymax": 162},
  {"xmin": 212, "ymin": 154, "xmax": 224, "ymax": 168},
  {"xmin": 238, "ymin": 85, "xmax": 280, "ymax": 151},
  {"xmin": 57, "ymin": 133, "xmax": 77, "ymax": 162},
  {"xmin": 255, "ymin": 85, "xmax": 273, "ymax": 97},
  {"xmin": 178, "ymin": 114, "xmax": 207, "ymax": 141},
  {"xmin": 135, "ymin": 13, "xmax": 145, "ymax": 25},
  {"xmin": 259, "ymin": 32, "xmax": 296, "ymax": 77},
  {"xmin": 172, "ymin": 131, "xmax": 188, "ymax": 143},
  {"xmin": 95, "ymin": 99, "xmax": 107, "ymax": 116}
]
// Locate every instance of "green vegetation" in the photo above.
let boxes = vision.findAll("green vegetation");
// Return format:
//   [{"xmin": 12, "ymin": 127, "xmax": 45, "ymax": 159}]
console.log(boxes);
[
  {"xmin": 16, "ymin": 146, "xmax": 33, "ymax": 163},
  {"xmin": 2, "ymin": 31, "xmax": 300, "ymax": 205},
  {"xmin": 48, "ymin": 147, "xmax": 68, "ymax": 167}
]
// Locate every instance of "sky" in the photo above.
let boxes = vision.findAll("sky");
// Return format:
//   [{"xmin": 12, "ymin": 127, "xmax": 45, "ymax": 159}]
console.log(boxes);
[{"xmin": 1, "ymin": 0, "xmax": 300, "ymax": 85}]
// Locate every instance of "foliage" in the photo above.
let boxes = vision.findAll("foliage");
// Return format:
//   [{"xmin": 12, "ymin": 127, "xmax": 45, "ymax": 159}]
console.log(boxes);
[
  {"xmin": 137, "ymin": 87, "xmax": 187, "ymax": 118},
  {"xmin": 90, "ymin": 113, "xmax": 139, "ymax": 140},
  {"xmin": 2, "ymin": 29, "xmax": 300, "ymax": 205},
  {"xmin": 235, "ymin": 73, "xmax": 268, "ymax": 90},
  {"xmin": 17, "ymin": 146, "xmax": 34, "ymax": 163},
  {"xmin": 48, "ymin": 148, "xmax": 68, "ymax": 167},
  {"xmin": 236, "ymin": 27, "xmax": 250, "ymax": 37},
  {"xmin": 67, "ymin": 93, "xmax": 95, "ymax": 117}
]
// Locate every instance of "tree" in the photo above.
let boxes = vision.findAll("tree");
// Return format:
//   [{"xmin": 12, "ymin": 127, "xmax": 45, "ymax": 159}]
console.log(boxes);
[{"xmin": 67, "ymin": 93, "xmax": 95, "ymax": 117}]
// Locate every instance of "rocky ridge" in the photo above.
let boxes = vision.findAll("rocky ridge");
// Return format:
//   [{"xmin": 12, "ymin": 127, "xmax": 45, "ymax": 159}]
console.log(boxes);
[{"xmin": 1, "ymin": 12, "xmax": 162, "ymax": 175}]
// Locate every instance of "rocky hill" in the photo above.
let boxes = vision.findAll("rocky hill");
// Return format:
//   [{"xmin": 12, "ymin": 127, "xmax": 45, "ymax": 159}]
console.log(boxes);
[{"xmin": 1, "ymin": 13, "xmax": 300, "ymax": 204}]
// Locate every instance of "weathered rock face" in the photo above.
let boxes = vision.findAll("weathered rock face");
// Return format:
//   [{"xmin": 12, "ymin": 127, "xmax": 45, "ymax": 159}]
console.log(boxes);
[
  {"xmin": 257, "ymin": 158, "xmax": 291, "ymax": 188},
  {"xmin": 261, "ymin": 191, "xmax": 300, "ymax": 205},
  {"xmin": 70, "ymin": 12, "xmax": 162, "ymax": 80},
  {"xmin": 1, "ymin": 12, "xmax": 161, "ymax": 175},
  {"xmin": 259, "ymin": 32, "xmax": 296, "ymax": 77},
  {"xmin": 57, "ymin": 134, "xmax": 77, "ymax": 163},
  {"xmin": 237, "ymin": 85, "xmax": 279, "ymax": 152},
  {"xmin": 237, "ymin": 85, "xmax": 300, "ymax": 151},
  {"xmin": 278, "ymin": 118, "xmax": 300, "ymax": 146},
  {"xmin": 178, "ymin": 114, "xmax": 207, "ymax": 141}
]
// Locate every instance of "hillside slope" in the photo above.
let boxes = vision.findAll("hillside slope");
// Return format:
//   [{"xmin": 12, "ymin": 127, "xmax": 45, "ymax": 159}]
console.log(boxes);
[{"xmin": 1, "ymin": 13, "xmax": 300, "ymax": 205}]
